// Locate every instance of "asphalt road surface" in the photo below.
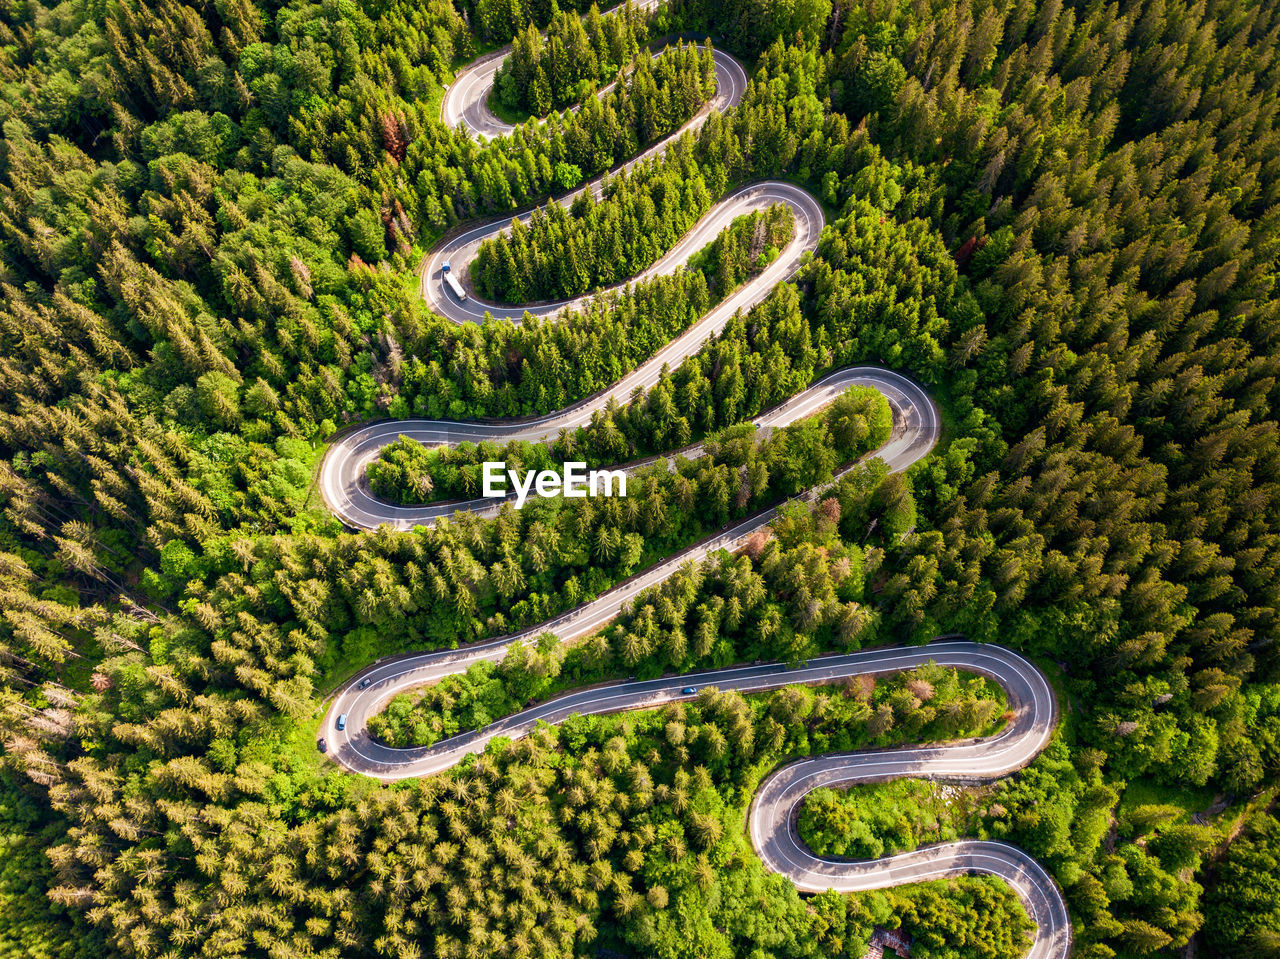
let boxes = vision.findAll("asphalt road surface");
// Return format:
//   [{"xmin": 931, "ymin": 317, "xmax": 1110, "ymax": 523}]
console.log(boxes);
[
  {"xmin": 319, "ymin": 12, "xmax": 1071, "ymax": 956},
  {"xmin": 319, "ymin": 365, "xmax": 938, "ymax": 529},
  {"xmin": 325, "ymin": 641, "xmax": 1069, "ymax": 959},
  {"xmin": 750, "ymin": 644, "xmax": 1071, "ymax": 959},
  {"xmin": 442, "ymin": 0, "xmax": 681, "ymax": 141}
]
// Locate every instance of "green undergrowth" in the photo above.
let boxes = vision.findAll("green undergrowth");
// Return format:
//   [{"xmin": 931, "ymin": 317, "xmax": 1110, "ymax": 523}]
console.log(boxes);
[
  {"xmin": 1117, "ymin": 779, "xmax": 1218, "ymax": 824},
  {"xmin": 486, "ymin": 87, "xmax": 536, "ymax": 127},
  {"xmin": 800, "ymin": 778, "xmax": 992, "ymax": 860},
  {"xmin": 1205, "ymin": 799, "xmax": 1280, "ymax": 957}
]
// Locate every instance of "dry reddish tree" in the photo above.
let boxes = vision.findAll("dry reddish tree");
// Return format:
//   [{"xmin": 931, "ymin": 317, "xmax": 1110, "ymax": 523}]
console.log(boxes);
[
  {"xmin": 380, "ymin": 111, "xmax": 409, "ymax": 163},
  {"xmin": 381, "ymin": 194, "xmax": 414, "ymax": 255},
  {"xmin": 741, "ymin": 527, "xmax": 772, "ymax": 560},
  {"xmin": 845, "ymin": 673, "xmax": 876, "ymax": 701},
  {"xmin": 907, "ymin": 678, "xmax": 935, "ymax": 702}
]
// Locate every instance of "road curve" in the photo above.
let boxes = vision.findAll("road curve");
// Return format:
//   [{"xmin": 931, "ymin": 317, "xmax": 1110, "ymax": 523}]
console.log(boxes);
[
  {"xmin": 442, "ymin": 0, "xmax": 663, "ymax": 140},
  {"xmin": 325, "ymin": 640, "xmax": 1069, "ymax": 959},
  {"xmin": 427, "ymin": 45, "xmax": 752, "ymax": 323},
  {"xmin": 319, "ymin": 365, "xmax": 937, "ymax": 530},
  {"xmin": 322, "ymin": 12, "xmax": 1071, "ymax": 957},
  {"xmin": 751, "ymin": 644, "xmax": 1071, "ymax": 959}
]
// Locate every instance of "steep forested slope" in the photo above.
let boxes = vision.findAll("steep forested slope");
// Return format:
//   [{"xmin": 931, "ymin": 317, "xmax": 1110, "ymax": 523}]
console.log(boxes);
[{"xmin": 0, "ymin": 0, "xmax": 1277, "ymax": 957}]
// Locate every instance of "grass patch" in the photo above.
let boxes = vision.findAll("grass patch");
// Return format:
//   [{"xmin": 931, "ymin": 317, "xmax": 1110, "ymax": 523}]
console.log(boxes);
[
  {"xmin": 1118, "ymin": 778, "xmax": 1218, "ymax": 822},
  {"xmin": 921, "ymin": 374, "xmax": 965, "ymax": 451},
  {"xmin": 487, "ymin": 88, "xmax": 536, "ymax": 127},
  {"xmin": 276, "ymin": 711, "xmax": 333, "ymax": 777},
  {"xmin": 1027, "ymin": 653, "xmax": 1076, "ymax": 741},
  {"xmin": 299, "ymin": 436, "xmax": 337, "ymax": 517},
  {"xmin": 421, "ymin": 76, "xmax": 449, "ymax": 124},
  {"xmin": 229, "ymin": 711, "xmax": 382, "ymax": 807}
]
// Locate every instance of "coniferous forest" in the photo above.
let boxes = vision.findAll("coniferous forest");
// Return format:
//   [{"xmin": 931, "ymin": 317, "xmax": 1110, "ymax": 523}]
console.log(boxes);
[{"xmin": 2, "ymin": 0, "xmax": 1280, "ymax": 956}]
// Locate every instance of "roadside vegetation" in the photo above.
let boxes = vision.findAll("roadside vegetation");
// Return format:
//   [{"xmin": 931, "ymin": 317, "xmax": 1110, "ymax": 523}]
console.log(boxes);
[
  {"xmin": 368, "ymin": 203, "xmax": 798, "ymax": 505},
  {"xmin": 801, "ymin": 778, "xmax": 988, "ymax": 861},
  {"xmin": 1, "ymin": 0, "xmax": 1279, "ymax": 956},
  {"xmin": 370, "ymin": 602, "xmax": 1004, "ymax": 747},
  {"xmin": 491, "ymin": 2, "xmax": 652, "ymax": 119},
  {"xmin": 369, "ymin": 351, "xmax": 867, "ymax": 510}
]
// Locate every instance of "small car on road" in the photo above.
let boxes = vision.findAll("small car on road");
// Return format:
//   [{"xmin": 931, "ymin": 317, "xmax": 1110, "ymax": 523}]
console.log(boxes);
[
  {"xmin": 317, "ymin": 738, "xmax": 327, "ymax": 753},
  {"xmin": 681, "ymin": 686, "xmax": 697, "ymax": 695},
  {"xmin": 358, "ymin": 677, "xmax": 372, "ymax": 690},
  {"xmin": 336, "ymin": 713, "xmax": 348, "ymax": 730}
]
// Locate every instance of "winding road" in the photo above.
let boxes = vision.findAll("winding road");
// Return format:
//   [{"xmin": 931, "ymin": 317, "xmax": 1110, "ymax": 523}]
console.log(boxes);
[
  {"xmin": 426, "ymin": 43, "xmax": 752, "ymax": 322},
  {"xmin": 441, "ymin": 0, "xmax": 664, "ymax": 141},
  {"xmin": 328, "ymin": 642, "xmax": 1069, "ymax": 959},
  {"xmin": 317, "ymin": 13, "xmax": 1073, "ymax": 959},
  {"xmin": 751, "ymin": 644, "xmax": 1071, "ymax": 959},
  {"xmin": 320, "ymin": 365, "xmax": 936, "ymax": 529}
]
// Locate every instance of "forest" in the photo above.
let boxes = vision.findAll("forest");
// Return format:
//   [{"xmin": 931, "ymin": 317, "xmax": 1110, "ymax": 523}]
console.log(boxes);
[
  {"xmin": 492, "ymin": 2, "xmax": 654, "ymax": 117},
  {"xmin": 1, "ymin": 0, "xmax": 1279, "ymax": 955},
  {"xmin": 470, "ymin": 144, "xmax": 770, "ymax": 303},
  {"xmin": 1206, "ymin": 799, "xmax": 1280, "ymax": 956}
]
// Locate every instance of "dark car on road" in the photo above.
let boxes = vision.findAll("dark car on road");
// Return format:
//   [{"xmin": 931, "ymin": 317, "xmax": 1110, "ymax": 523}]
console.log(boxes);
[{"xmin": 317, "ymin": 738, "xmax": 327, "ymax": 753}]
